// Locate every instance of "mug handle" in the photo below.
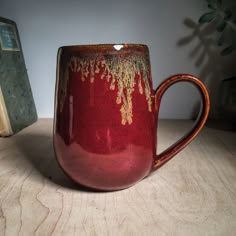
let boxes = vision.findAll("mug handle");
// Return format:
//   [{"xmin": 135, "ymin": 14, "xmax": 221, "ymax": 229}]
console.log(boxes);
[{"xmin": 152, "ymin": 74, "xmax": 210, "ymax": 171}]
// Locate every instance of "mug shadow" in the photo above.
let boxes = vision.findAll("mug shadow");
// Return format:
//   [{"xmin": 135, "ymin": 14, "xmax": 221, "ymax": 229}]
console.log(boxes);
[{"xmin": 13, "ymin": 132, "xmax": 104, "ymax": 193}]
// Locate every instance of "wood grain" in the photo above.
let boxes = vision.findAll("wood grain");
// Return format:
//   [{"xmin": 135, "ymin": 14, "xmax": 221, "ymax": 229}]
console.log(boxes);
[{"xmin": 0, "ymin": 119, "xmax": 236, "ymax": 236}]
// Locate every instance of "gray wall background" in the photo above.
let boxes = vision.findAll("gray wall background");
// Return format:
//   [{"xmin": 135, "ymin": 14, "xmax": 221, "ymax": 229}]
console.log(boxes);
[{"xmin": 0, "ymin": 0, "xmax": 224, "ymax": 118}]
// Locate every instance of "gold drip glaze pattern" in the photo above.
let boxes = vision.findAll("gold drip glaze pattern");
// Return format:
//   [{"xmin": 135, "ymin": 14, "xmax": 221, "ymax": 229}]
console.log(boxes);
[{"xmin": 60, "ymin": 54, "xmax": 152, "ymax": 125}]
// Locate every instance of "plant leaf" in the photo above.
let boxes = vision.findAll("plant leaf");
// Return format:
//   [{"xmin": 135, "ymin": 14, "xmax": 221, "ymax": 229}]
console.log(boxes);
[
  {"xmin": 206, "ymin": 0, "xmax": 217, "ymax": 8},
  {"xmin": 224, "ymin": 9, "xmax": 232, "ymax": 20},
  {"xmin": 226, "ymin": 0, "xmax": 236, "ymax": 9},
  {"xmin": 216, "ymin": 0, "xmax": 222, "ymax": 6},
  {"xmin": 221, "ymin": 45, "xmax": 234, "ymax": 56},
  {"xmin": 199, "ymin": 12, "xmax": 216, "ymax": 23},
  {"xmin": 218, "ymin": 31, "xmax": 226, "ymax": 46},
  {"xmin": 216, "ymin": 20, "xmax": 226, "ymax": 32},
  {"xmin": 232, "ymin": 32, "xmax": 236, "ymax": 47},
  {"xmin": 206, "ymin": 0, "xmax": 216, "ymax": 4},
  {"xmin": 208, "ymin": 4, "xmax": 214, "ymax": 9}
]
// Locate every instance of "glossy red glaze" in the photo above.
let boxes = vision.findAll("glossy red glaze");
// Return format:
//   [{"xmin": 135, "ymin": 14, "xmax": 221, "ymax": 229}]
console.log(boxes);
[{"xmin": 53, "ymin": 44, "xmax": 210, "ymax": 191}]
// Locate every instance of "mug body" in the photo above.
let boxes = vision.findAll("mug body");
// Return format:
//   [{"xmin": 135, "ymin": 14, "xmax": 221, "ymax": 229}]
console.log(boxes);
[{"xmin": 54, "ymin": 44, "xmax": 156, "ymax": 190}]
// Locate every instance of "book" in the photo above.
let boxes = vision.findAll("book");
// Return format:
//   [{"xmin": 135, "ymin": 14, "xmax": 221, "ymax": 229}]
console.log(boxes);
[{"xmin": 0, "ymin": 17, "xmax": 37, "ymax": 136}]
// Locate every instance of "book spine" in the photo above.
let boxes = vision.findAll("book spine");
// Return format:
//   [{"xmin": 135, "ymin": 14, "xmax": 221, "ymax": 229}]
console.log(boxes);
[{"xmin": 0, "ymin": 86, "xmax": 13, "ymax": 136}]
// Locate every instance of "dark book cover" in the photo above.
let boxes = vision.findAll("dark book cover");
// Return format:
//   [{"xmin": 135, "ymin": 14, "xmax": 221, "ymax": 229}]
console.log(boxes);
[{"xmin": 0, "ymin": 16, "xmax": 37, "ymax": 136}]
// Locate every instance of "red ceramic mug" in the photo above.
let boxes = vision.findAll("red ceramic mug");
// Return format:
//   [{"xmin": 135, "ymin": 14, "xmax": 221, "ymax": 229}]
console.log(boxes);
[{"xmin": 53, "ymin": 44, "xmax": 210, "ymax": 191}]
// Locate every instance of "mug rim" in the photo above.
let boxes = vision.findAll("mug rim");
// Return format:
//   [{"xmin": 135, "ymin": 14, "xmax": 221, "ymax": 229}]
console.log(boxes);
[{"xmin": 58, "ymin": 43, "xmax": 149, "ymax": 54}]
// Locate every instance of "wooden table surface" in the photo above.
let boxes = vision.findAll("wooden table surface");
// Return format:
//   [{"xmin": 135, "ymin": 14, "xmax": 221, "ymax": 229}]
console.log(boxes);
[{"xmin": 0, "ymin": 119, "xmax": 236, "ymax": 236}]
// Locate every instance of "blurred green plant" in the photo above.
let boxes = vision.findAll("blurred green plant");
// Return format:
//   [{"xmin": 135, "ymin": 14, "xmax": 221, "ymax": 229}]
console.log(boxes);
[{"xmin": 199, "ymin": 0, "xmax": 236, "ymax": 55}]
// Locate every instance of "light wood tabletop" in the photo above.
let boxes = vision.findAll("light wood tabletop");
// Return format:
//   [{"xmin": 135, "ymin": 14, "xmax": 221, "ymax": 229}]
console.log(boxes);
[{"xmin": 0, "ymin": 119, "xmax": 236, "ymax": 236}]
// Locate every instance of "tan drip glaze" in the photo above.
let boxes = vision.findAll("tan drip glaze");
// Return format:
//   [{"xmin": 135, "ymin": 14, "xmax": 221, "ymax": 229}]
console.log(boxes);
[{"xmin": 62, "ymin": 54, "xmax": 152, "ymax": 125}]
